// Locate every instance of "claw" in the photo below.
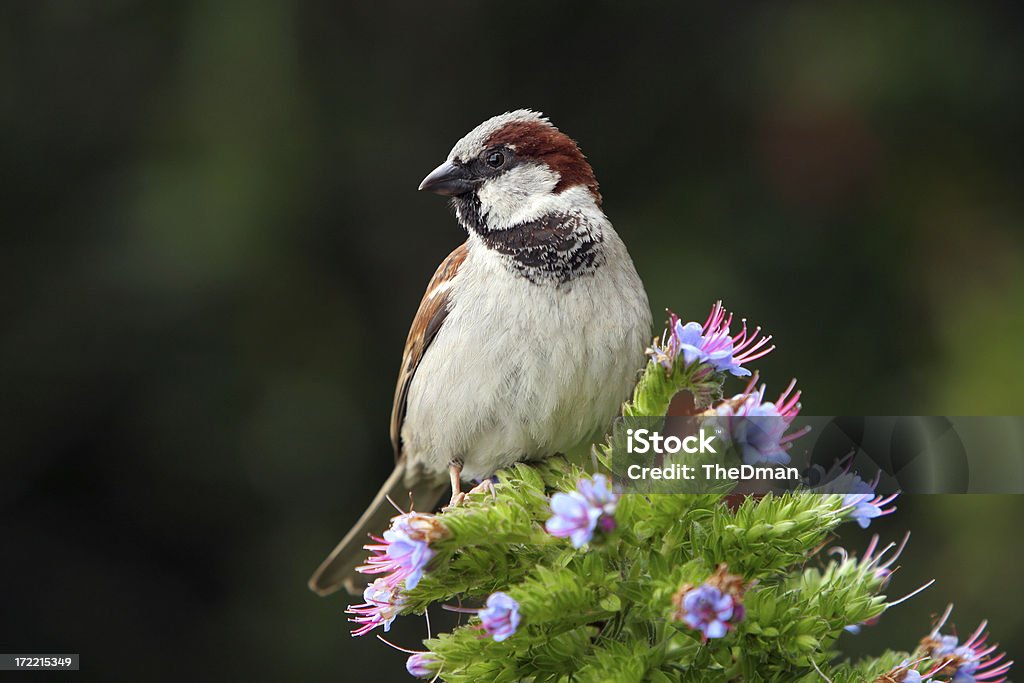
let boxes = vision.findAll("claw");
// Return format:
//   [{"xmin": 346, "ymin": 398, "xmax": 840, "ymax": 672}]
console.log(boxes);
[
  {"xmin": 444, "ymin": 491, "xmax": 466, "ymax": 510},
  {"xmin": 466, "ymin": 478, "xmax": 497, "ymax": 500}
]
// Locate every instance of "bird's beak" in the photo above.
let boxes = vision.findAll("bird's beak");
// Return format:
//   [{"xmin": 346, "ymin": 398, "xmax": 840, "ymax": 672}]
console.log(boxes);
[{"xmin": 418, "ymin": 160, "xmax": 475, "ymax": 196}]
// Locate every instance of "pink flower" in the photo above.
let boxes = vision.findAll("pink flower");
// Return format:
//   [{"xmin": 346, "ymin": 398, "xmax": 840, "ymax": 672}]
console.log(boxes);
[
  {"xmin": 358, "ymin": 512, "xmax": 444, "ymax": 590},
  {"xmin": 713, "ymin": 376, "xmax": 805, "ymax": 465},
  {"xmin": 347, "ymin": 511, "xmax": 447, "ymax": 636},
  {"xmin": 346, "ymin": 578, "xmax": 406, "ymax": 637},
  {"xmin": 834, "ymin": 533, "xmax": 910, "ymax": 633},
  {"xmin": 545, "ymin": 474, "xmax": 619, "ymax": 547},
  {"xmin": 647, "ymin": 301, "xmax": 774, "ymax": 377},
  {"xmin": 923, "ymin": 608, "xmax": 1013, "ymax": 682},
  {"xmin": 807, "ymin": 461, "xmax": 898, "ymax": 529}
]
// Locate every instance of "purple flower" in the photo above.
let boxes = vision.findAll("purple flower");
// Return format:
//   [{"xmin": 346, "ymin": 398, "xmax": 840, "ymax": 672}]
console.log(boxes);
[
  {"xmin": 713, "ymin": 378, "xmax": 805, "ymax": 465},
  {"xmin": 835, "ymin": 534, "xmax": 910, "ymax": 633},
  {"xmin": 899, "ymin": 661, "xmax": 924, "ymax": 683},
  {"xmin": 841, "ymin": 482, "xmax": 898, "ymax": 530},
  {"xmin": 672, "ymin": 566, "xmax": 747, "ymax": 641},
  {"xmin": 384, "ymin": 529, "xmax": 433, "ymax": 589},
  {"xmin": 933, "ymin": 635, "xmax": 961, "ymax": 657},
  {"xmin": 646, "ymin": 302, "xmax": 774, "ymax": 376},
  {"xmin": 923, "ymin": 614, "xmax": 1012, "ymax": 683},
  {"xmin": 479, "ymin": 592, "xmax": 521, "ymax": 642},
  {"xmin": 346, "ymin": 578, "xmax": 406, "ymax": 637},
  {"xmin": 808, "ymin": 464, "xmax": 898, "ymax": 529},
  {"xmin": 879, "ymin": 660, "xmax": 929, "ymax": 683},
  {"xmin": 844, "ymin": 616, "xmax": 884, "ymax": 635},
  {"xmin": 954, "ymin": 661, "xmax": 981, "ymax": 682},
  {"xmin": 347, "ymin": 512, "xmax": 446, "ymax": 636},
  {"xmin": 545, "ymin": 474, "xmax": 619, "ymax": 547},
  {"xmin": 358, "ymin": 512, "xmax": 442, "ymax": 590},
  {"xmin": 849, "ymin": 533, "xmax": 908, "ymax": 586},
  {"xmin": 546, "ymin": 492, "xmax": 599, "ymax": 547},
  {"xmin": 576, "ymin": 474, "xmax": 617, "ymax": 512},
  {"xmin": 405, "ymin": 653, "xmax": 438, "ymax": 678},
  {"xmin": 674, "ymin": 320, "xmax": 709, "ymax": 367},
  {"xmin": 679, "ymin": 585, "xmax": 736, "ymax": 639}
]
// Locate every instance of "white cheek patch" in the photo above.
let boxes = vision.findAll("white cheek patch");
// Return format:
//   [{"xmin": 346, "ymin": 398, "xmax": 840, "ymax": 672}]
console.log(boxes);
[{"xmin": 478, "ymin": 163, "xmax": 561, "ymax": 229}]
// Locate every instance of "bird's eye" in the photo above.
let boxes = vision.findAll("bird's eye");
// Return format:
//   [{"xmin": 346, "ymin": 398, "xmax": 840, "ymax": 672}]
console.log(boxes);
[{"xmin": 485, "ymin": 150, "xmax": 505, "ymax": 168}]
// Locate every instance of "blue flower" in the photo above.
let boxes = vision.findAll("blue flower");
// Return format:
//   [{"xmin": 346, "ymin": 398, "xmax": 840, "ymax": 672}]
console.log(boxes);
[
  {"xmin": 922, "ymin": 609, "xmax": 1012, "ymax": 682},
  {"xmin": 346, "ymin": 578, "xmax": 406, "ymax": 637},
  {"xmin": 732, "ymin": 403, "xmax": 793, "ymax": 465},
  {"xmin": 953, "ymin": 660, "xmax": 980, "ymax": 682},
  {"xmin": 899, "ymin": 661, "xmax": 923, "ymax": 683},
  {"xmin": 479, "ymin": 592, "xmax": 521, "ymax": 642},
  {"xmin": 546, "ymin": 492, "xmax": 600, "ymax": 547},
  {"xmin": 932, "ymin": 634, "xmax": 960, "ymax": 656},
  {"xmin": 545, "ymin": 474, "xmax": 619, "ymax": 548},
  {"xmin": 575, "ymin": 474, "xmax": 618, "ymax": 516},
  {"xmin": 358, "ymin": 512, "xmax": 444, "ymax": 591},
  {"xmin": 807, "ymin": 466, "xmax": 898, "ymax": 529},
  {"xmin": 679, "ymin": 585, "xmax": 736, "ymax": 639},
  {"xmin": 841, "ymin": 485, "xmax": 898, "ymax": 530},
  {"xmin": 646, "ymin": 302, "xmax": 774, "ymax": 376},
  {"xmin": 713, "ymin": 379, "xmax": 805, "ymax": 465},
  {"xmin": 878, "ymin": 659, "xmax": 926, "ymax": 682},
  {"xmin": 382, "ymin": 529, "xmax": 433, "ymax": 590},
  {"xmin": 405, "ymin": 653, "xmax": 438, "ymax": 678},
  {"xmin": 675, "ymin": 320, "xmax": 709, "ymax": 367}
]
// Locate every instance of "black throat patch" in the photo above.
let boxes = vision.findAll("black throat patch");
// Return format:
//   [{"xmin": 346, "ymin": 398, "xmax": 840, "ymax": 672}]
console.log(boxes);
[
  {"xmin": 471, "ymin": 216, "xmax": 605, "ymax": 285},
  {"xmin": 451, "ymin": 195, "xmax": 606, "ymax": 284}
]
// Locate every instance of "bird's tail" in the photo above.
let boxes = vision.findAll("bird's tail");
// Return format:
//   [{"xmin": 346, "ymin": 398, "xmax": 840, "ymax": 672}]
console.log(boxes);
[{"xmin": 308, "ymin": 461, "xmax": 447, "ymax": 597}]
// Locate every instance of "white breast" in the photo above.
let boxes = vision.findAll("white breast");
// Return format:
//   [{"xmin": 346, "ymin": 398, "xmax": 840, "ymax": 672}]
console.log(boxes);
[{"xmin": 401, "ymin": 224, "xmax": 651, "ymax": 482}]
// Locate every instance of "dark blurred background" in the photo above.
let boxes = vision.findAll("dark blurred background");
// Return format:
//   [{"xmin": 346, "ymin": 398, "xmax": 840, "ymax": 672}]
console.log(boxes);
[{"xmin": 2, "ymin": 1, "xmax": 1023, "ymax": 680}]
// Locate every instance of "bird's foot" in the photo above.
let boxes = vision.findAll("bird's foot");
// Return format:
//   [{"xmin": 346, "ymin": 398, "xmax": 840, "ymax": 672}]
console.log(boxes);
[
  {"xmin": 444, "ymin": 491, "xmax": 466, "ymax": 510},
  {"xmin": 442, "ymin": 461, "xmax": 464, "ymax": 511},
  {"xmin": 466, "ymin": 478, "xmax": 497, "ymax": 500},
  {"xmin": 444, "ymin": 477, "xmax": 497, "ymax": 510}
]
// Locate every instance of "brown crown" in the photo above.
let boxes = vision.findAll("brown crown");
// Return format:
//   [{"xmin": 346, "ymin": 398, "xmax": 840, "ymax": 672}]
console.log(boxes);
[{"xmin": 486, "ymin": 119, "xmax": 602, "ymax": 205}]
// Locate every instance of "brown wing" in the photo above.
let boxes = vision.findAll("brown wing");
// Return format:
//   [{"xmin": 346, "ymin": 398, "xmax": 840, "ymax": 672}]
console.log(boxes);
[{"xmin": 390, "ymin": 242, "xmax": 468, "ymax": 461}]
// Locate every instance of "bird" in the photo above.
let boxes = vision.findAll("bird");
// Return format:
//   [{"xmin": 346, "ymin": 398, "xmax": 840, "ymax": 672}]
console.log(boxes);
[{"xmin": 309, "ymin": 110, "xmax": 651, "ymax": 596}]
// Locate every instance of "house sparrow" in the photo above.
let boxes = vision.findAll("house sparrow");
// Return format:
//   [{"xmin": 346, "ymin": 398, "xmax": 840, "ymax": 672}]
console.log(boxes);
[{"xmin": 309, "ymin": 110, "xmax": 651, "ymax": 596}]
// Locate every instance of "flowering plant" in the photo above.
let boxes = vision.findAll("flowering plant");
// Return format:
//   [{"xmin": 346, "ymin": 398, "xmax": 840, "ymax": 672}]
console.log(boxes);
[{"xmin": 339, "ymin": 302, "xmax": 1011, "ymax": 682}]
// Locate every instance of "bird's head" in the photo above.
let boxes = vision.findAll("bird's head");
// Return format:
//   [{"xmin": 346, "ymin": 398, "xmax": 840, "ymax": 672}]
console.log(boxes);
[{"xmin": 418, "ymin": 110, "xmax": 602, "ymax": 234}]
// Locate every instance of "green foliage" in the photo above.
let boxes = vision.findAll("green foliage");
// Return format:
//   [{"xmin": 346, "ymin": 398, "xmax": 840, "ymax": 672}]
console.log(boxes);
[{"xmin": 385, "ymin": 360, "xmax": 927, "ymax": 681}]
